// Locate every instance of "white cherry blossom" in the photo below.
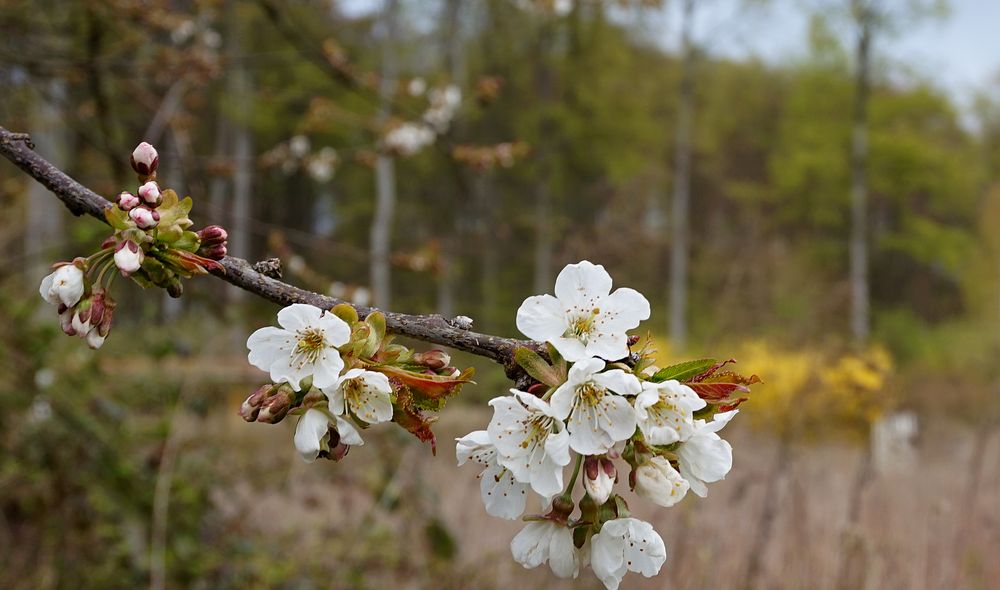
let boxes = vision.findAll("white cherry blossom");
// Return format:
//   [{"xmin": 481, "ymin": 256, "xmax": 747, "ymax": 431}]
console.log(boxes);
[
  {"xmin": 676, "ymin": 410, "xmax": 738, "ymax": 497},
  {"xmin": 590, "ymin": 517, "xmax": 667, "ymax": 590},
  {"xmin": 456, "ymin": 430, "xmax": 528, "ymax": 519},
  {"xmin": 324, "ymin": 368, "xmax": 393, "ymax": 425},
  {"xmin": 516, "ymin": 260, "xmax": 650, "ymax": 362},
  {"xmin": 247, "ymin": 303, "xmax": 351, "ymax": 391},
  {"xmin": 487, "ymin": 390, "xmax": 571, "ymax": 499},
  {"xmin": 633, "ymin": 456, "xmax": 689, "ymax": 507},
  {"xmin": 633, "ymin": 379, "xmax": 706, "ymax": 445},
  {"xmin": 293, "ymin": 407, "xmax": 363, "ymax": 463},
  {"xmin": 510, "ymin": 520, "xmax": 581, "ymax": 579},
  {"xmin": 549, "ymin": 357, "xmax": 641, "ymax": 455},
  {"xmin": 39, "ymin": 264, "xmax": 85, "ymax": 307}
]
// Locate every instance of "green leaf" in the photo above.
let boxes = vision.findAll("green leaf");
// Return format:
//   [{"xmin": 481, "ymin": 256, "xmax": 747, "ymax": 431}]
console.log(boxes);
[
  {"xmin": 514, "ymin": 347, "xmax": 564, "ymax": 388},
  {"xmin": 172, "ymin": 231, "xmax": 200, "ymax": 252},
  {"xmin": 331, "ymin": 303, "xmax": 359, "ymax": 325},
  {"xmin": 105, "ymin": 206, "xmax": 131, "ymax": 231},
  {"xmin": 650, "ymin": 359, "xmax": 716, "ymax": 383},
  {"xmin": 362, "ymin": 311, "xmax": 386, "ymax": 357},
  {"xmin": 157, "ymin": 224, "xmax": 183, "ymax": 244}
]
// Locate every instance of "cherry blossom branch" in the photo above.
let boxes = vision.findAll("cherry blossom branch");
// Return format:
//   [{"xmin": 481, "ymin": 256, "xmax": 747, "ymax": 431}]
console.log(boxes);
[{"xmin": 0, "ymin": 126, "xmax": 536, "ymax": 377}]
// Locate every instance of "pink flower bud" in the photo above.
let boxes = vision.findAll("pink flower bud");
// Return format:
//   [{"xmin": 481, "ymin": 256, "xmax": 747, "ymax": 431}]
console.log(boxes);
[
  {"xmin": 59, "ymin": 306, "xmax": 76, "ymax": 336},
  {"xmin": 114, "ymin": 240, "xmax": 144, "ymax": 274},
  {"xmin": 130, "ymin": 142, "xmax": 159, "ymax": 176},
  {"xmin": 87, "ymin": 290, "xmax": 108, "ymax": 329},
  {"xmin": 256, "ymin": 384, "xmax": 297, "ymax": 424},
  {"xmin": 137, "ymin": 181, "xmax": 162, "ymax": 206},
  {"xmin": 129, "ymin": 206, "xmax": 160, "ymax": 229},
  {"xmin": 96, "ymin": 297, "xmax": 116, "ymax": 337},
  {"xmin": 198, "ymin": 244, "xmax": 227, "ymax": 261},
  {"xmin": 118, "ymin": 191, "xmax": 140, "ymax": 211},
  {"xmin": 196, "ymin": 225, "xmax": 228, "ymax": 246},
  {"xmin": 240, "ymin": 384, "xmax": 278, "ymax": 422},
  {"xmin": 412, "ymin": 349, "xmax": 451, "ymax": 370}
]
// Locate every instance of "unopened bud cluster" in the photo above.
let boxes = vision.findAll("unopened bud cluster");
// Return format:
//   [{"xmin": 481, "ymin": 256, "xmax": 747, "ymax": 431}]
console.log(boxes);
[{"xmin": 39, "ymin": 141, "xmax": 230, "ymax": 348}]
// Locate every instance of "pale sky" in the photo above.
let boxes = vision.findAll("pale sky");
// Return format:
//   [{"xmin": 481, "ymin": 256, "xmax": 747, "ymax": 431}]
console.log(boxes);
[{"xmin": 341, "ymin": 0, "xmax": 1000, "ymax": 111}]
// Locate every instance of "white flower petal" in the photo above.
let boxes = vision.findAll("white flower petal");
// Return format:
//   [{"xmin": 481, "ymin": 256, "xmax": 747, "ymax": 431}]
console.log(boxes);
[
  {"xmin": 317, "ymin": 311, "xmax": 352, "ymax": 346},
  {"xmin": 600, "ymin": 287, "xmax": 651, "ymax": 332},
  {"xmin": 277, "ymin": 303, "xmax": 322, "ymax": 331},
  {"xmin": 592, "ymin": 369, "xmax": 642, "ymax": 396},
  {"xmin": 547, "ymin": 525, "xmax": 580, "ymax": 578},
  {"xmin": 480, "ymin": 463, "xmax": 527, "ymax": 519},
  {"xmin": 549, "ymin": 381, "xmax": 576, "ymax": 421},
  {"xmin": 511, "ymin": 521, "xmax": 553, "ymax": 569},
  {"xmin": 550, "ymin": 337, "xmax": 589, "ymax": 363},
  {"xmin": 591, "ymin": 518, "xmax": 667, "ymax": 589},
  {"xmin": 294, "ymin": 408, "xmax": 331, "ymax": 463},
  {"xmin": 554, "ymin": 260, "xmax": 613, "ymax": 307},
  {"xmin": 597, "ymin": 395, "xmax": 638, "ymax": 443},
  {"xmin": 39, "ymin": 272, "xmax": 58, "ymax": 306},
  {"xmin": 510, "ymin": 521, "xmax": 579, "ymax": 578},
  {"xmin": 309, "ymin": 353, "xmax": 345, "ymax": 390},
  {"xmin": 246, "ymin": 327, "xmax": 291, "ymax": 369},
  {"xmin": 584, "ymin": 332, "xmax": 630, "ymax": 363},
  {"xmin": 622, "ymin": 519, "xmax": 667, "ymax": 577},
  {"xmin": 455, "ymin": 430, "xmax": 494, "ymax": 466},
  {"xmin": 634, "ymin": 456, "xmax": 689, "ymax": 507},
  {"xmin": 569, "ymin": 357, "xmax": 606, "ymax": 381},
  {"xmin": 335, "ymin": 415, "xmax": 365, "ymax": 446},
  {"xmin": 516, "ymin": 294, "xmax": 569, "ymax": 342}
]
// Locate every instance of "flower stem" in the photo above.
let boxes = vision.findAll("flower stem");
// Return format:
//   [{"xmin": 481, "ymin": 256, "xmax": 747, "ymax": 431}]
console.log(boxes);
[
  {"xmin": 92, "ymin": 258, "xmax": 115, "ymax": 290},
  {"xmin": 563, "ymin": 453, "xmax": 583, "ymax": 496}
]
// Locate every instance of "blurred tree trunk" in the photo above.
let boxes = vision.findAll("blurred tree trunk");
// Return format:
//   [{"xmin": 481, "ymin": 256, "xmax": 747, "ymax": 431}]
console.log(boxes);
[
  {"xmin": 84, "ymin": 4, "xmax": 124, "ymax": 187},
  {"xmin": 533, "ymin": 23, "xmax": 556, "ymax": 295},
  {"xmin": 25, "ymin": 82, "xmax": 67, "ymax": 285},
  {"xmin": 228, "ymin": 8, "xmax": 253, "ymax": 303},
  {"xmin": 476, "ymin": 172, "xmax": 500, "ymax": 330},
  {"xmin": 669, "ymin": 0, "xmax": 696, "ymax": 350},
  {"xmin": 371, "ymin": 0, "xmax": 399, "ymax": 311},
  {"xmin": 436, "ymin": 0, "xmax": 464, "ymax": 318},
  {"xmin": 849, "ymin": 0, "xmax": 872, "ymax": 345}
]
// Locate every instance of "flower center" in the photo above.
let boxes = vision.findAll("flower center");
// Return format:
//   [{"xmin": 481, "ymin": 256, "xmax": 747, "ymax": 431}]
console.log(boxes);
[
  {"xmin": 576, "ymin": 383, "xmax": 605, "ymax": 408},
  {"xmin": 342, "ymin": 377, "xmax": 364, "ymax": 405},
  {"xmin": 566, "ymin": 308, "xmax": 600, "ymax": 341},
  {"xmin": 520, "ymin": 416, "xmax": 552, "ymax": 449},
  {"xmin": 290, "ymin": 327, "xmax": 327, "ymax": 367}
]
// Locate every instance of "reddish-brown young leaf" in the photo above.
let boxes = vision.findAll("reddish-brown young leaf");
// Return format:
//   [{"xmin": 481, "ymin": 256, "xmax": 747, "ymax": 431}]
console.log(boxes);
[
  {"xmin": 392, "ymin": 387, "xmax": 438, "ymax": 454},
  {"xmin": 377, "ymin": 365, "xmax": 475, "ymax": 399}
]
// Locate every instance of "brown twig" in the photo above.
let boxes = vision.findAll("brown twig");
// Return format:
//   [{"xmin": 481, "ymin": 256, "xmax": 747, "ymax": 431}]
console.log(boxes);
[{"xmin": 0, "ymin": 126, "xmax": 537, "ymax": 377}]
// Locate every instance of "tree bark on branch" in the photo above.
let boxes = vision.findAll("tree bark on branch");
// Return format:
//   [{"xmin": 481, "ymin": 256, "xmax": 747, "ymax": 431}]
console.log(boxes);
[{"xmin": 0, "ymin": 126, "xmax": 537, "ymax": 378}]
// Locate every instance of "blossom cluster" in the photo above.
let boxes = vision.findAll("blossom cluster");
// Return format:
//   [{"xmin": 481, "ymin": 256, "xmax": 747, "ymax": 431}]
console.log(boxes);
[
  {"xmin": 456, "ymin": 261, "xmax": 750, "ymax": 589},
  {"xmin": 243, "ymin": 303, "xmax": 474, "ymax": 460},
  {"xmin": 39, "ymin": 142, "xmax": 228, "ymax": 348}
]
